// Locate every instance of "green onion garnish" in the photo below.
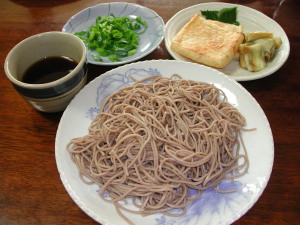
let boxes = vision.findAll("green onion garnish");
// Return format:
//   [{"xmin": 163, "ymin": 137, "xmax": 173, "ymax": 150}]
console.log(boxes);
[{"xmin": 75, "ymin": 14, "xmax": 148, "ymax": 62}]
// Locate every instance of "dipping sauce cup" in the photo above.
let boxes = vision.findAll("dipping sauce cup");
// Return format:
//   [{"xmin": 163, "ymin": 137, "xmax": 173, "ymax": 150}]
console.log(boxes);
[{"xmin": 4, "ymin": 31, "xmax": 87, "ymax": 113}]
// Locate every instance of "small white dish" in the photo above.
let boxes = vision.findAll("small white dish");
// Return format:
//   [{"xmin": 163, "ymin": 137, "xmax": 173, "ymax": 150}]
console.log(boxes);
[
  {"xmin": 164, "ymin": 2, "xmax": 290, "ymax": 81},
  {"xmin": 55, "ymin": 60, "xmax": 274, "ymax": 225},
  {"xmin": 63, "ymin": 2, "xmax": 165, "ymax": 66}
]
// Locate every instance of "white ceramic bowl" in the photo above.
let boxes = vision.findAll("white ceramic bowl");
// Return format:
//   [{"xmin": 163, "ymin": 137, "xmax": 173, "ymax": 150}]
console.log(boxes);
[{"xmin": 63, "ymin": 2, "xmax": 165, "ymax": 66}]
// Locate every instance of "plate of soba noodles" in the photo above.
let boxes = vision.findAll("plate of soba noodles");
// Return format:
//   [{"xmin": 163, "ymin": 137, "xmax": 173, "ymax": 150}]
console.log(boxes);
[{"xmin": 55, "ymin": 60, "xmax": 274, "ymax": 225}]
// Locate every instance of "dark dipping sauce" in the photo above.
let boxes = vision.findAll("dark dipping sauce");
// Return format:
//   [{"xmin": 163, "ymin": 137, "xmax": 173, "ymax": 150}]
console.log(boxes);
[{"xmin": 22, "ymin": 56, "xmax": 78, "ymax": 84}]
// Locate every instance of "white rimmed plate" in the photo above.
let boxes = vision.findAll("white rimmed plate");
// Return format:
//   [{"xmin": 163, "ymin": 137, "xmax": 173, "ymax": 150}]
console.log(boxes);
[
  {"xmin": 164, "ymin": 2, "xmax": 290, "ymax": 81},
  {"xmin": 62, "ymin": 2, "xmax": 165, "ymax": 66},
  {"xmin": 55, "ymin": 60, "xmax": 274, "ymax": 225}
]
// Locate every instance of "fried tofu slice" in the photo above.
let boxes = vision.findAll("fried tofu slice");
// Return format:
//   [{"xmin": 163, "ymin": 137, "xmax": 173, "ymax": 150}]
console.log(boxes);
[{"xmin": 171, "ymin": 14, "xmax": 244, "ymax": 69}]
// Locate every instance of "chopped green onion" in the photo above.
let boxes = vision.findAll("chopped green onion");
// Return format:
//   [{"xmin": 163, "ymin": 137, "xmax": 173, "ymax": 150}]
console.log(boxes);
[
  {"xmin": 128, "ymin": 49, "xmax": 137, "ymax": 56},
  {"xmin": 75, "ymin": 14, "xmax": 148, "ymax": 62}
]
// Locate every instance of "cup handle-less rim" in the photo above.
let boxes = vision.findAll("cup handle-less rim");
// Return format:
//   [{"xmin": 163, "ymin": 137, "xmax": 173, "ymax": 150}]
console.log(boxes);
[{"xmin": 4, "ymin": 31, "xmax": 87, "ymax": 90}]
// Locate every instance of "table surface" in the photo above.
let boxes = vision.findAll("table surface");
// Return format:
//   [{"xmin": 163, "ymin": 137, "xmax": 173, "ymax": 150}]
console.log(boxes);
[{"xmin": 0, "ymin": 0, "xmax": 299, "ymax": 224}]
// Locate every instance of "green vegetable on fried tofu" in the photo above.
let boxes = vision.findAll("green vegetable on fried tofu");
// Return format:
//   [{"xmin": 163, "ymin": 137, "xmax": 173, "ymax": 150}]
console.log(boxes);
[{"xmin": 200, "ymin": 7, "xmax": 240, "ymax": 25}]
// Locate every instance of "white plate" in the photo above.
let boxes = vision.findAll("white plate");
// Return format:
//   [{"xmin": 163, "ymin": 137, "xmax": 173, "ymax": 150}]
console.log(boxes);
[
  {"xmin": 55, "ymin": 60, "xmax": 274, "ymax": 225},
  {"xmin": 62, "ymin": 2, "xmax": 165, "ymax": 66},
  {"xmin": 164, "ymin": 2, "xmax": 290, "ymax": 81}
]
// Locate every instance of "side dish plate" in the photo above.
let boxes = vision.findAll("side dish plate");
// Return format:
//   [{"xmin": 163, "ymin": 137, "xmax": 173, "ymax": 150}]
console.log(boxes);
[
  {"xmin": 164, "ymin": 2, "xmax": 290, "ymax": 81},
  {"xmin": 63, "ymin": 2, "xmax": 165, "ymax": 66},
  {"xmin": 55, "ymin": 60, "xmax": 274, "ymax": 225}
]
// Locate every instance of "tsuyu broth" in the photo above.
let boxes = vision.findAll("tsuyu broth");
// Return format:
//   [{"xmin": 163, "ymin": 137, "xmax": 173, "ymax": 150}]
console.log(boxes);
[{"xmin": 22, "ymin": 56, "xmax": 78, "ymax": 84}]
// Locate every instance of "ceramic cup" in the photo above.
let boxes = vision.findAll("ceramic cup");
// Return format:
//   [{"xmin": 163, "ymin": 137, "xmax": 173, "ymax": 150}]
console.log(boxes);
[{"xmin": 4, "ymin": 31, "xmax": 87, "ymax": 113}]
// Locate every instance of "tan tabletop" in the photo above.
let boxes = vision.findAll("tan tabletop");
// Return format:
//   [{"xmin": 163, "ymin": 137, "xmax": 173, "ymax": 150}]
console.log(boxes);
[{"xmin": 0, "ymin": 0, "xmax": 299, "ymax": 224}]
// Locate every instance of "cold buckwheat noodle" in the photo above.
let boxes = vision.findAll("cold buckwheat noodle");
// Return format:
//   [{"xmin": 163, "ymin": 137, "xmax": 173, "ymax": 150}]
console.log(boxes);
[{"xmin": 67, "ymin": 76, "xmax": 251, "ymax": 224}]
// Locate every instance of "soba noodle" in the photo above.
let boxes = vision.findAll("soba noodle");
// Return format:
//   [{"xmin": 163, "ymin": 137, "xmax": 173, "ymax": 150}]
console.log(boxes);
[{"xmin": 67, "ymin": 76, "xmax": 250, "ymax": 223}]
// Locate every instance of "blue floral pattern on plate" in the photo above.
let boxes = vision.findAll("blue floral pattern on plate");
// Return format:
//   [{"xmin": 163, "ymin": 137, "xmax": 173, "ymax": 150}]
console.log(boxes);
[
  {"xmin": 86, "ymin": 67, "xmax": 161, "ymax": 119},
  {"xmin": 155, "ymin": 181, "xmax": 254, "ymax": 225}
]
